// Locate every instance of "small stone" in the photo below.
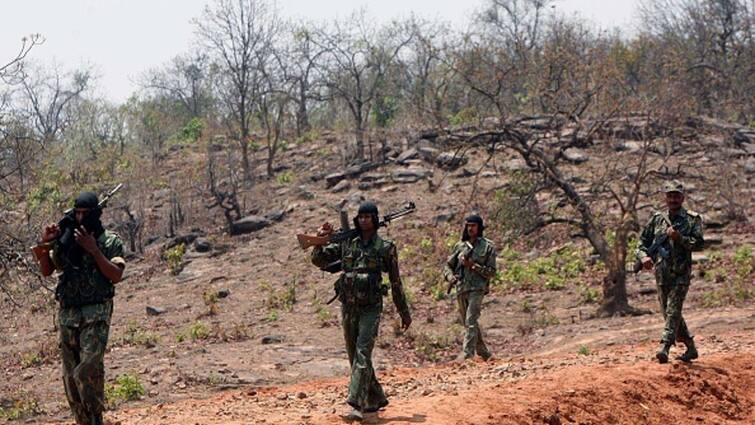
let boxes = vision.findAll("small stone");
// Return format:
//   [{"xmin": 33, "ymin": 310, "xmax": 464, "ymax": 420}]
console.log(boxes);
[
  {"xmin": 194, "ymin": 238, "xmax": 211, "ymax": 253},
  {"xmin": 217, "ymin": 289, "xmax": 231, "ymax": 298},
  {"xmin": 146, "ymin": 306, "xmax": 166, "ymax": 316},
  {"xmin": 331, "ymin": 180, "xmax": 351, "ymax": 193},
  {"xmin": 297, "ymin": 392, "xmax": 307, "ymax": 399},
  {"xmin": 261, "ymin": 335, "xmax": 285, "ymax": 345}
]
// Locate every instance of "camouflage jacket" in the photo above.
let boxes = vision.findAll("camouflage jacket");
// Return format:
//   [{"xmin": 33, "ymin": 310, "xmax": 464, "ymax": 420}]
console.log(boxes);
[
  {"xmin": 444, "ymin": 237, "xmax": 497, "ymax": 294},
  {"xmin": 52, "ymin": 230, "xmax": 125, "ymax": 327},
  {"xmin": 312, "ymin": 233, "xmax": 411, "ymax": 321},
  {"xmin": 636, "ymin": 208, "xmax": 704, "ymax": 283}
]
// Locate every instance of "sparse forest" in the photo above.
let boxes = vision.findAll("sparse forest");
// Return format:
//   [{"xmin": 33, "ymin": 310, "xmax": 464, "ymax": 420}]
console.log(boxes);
[{"xmin": 0, "ymin": 0, "xmax": 753, "ymax": 423}]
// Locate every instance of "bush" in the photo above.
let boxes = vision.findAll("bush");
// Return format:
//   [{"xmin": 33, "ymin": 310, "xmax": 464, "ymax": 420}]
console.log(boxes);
[
  {"xmin": 701, "ymin": 245, "xmax": 754, "ymax": 307},
  {"xmin": 176, "ymin": 321, "xmax": 211, "ymax": 342},
  {"xmin": 203, "ymin": 290, "xmax": 219, "ymax": 316},
  {"xmin": 0, "ymin": 392, "xmax": 40, "ymax": 420},
  {"xmin": 119, "ymin": 321, "xmax": 159, "ymax": 348},
  {"xmin": 180, "ymin": 117, "xmax": 204, "ymax": 142},
  {"xmin": 276, "ymin": 170, "xmax": 294, "ymax": 185},
  {"xmin": 165, "ymin": 243, "xmax": 186, "ymax": 275},
  {"xmin": 489, "ymin": 172, "xmax": 541, "ymax": 239},
  {"xmin": 20, "ymin": 352, "xmax": 42, "ymax": 369},
  {"xmin": 261, "ymin": 280, "xmax": 296, "ymax": 312},
  {"xmin": 578, "ymin": 284, "xmax": 600, "ymax": 304},
  {"xmin": 105, "ymin": 374, "xmax": 145, "ymax": 408}
]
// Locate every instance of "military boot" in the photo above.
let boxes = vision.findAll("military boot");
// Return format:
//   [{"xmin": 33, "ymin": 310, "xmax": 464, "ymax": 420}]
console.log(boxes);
[
  {"xmin": 91, "ymin": 415, "xmax": 105, "ymax": 425},
  {"xmin": 344, "ymin": 408, "xmax": 364, "ymax": 422},
  {"xmin": 656, "ymin": 342, "xmax": 671, "ymax": 364},
  {"xmin": 677, "ymin": 338, "xmax": 698, "ymax": 362}
]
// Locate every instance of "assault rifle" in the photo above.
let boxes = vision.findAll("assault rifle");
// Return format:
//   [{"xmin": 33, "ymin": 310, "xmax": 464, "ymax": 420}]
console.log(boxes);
[
  {"xmin": 297, "ymin": 201, "xmax": 416, "ymax": 250},
  {"xmin": 632, "ymin": 215, "xmax": 680, "ymax": 274},
  {"xmin": 446, "ymin": 241, "xmax": 473, "ymax": 294}
]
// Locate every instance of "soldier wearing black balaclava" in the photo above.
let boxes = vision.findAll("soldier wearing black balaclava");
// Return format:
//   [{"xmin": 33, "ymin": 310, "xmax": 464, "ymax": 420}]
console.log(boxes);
[{"xmin": 32, "ymin": 191, "xmax": 126, "ymax": 425}]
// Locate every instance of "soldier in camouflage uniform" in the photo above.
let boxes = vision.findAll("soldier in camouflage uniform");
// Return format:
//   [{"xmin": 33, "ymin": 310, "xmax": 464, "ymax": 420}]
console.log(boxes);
[
  {"xmin": 444, "ymin": 214, "xmax": 496, "ymax": 361},
  {"xmin": 311, "ymin": 201, "xmax": 412, "ymax": 421},
  {"xmin": 636, "ymin": 181, "xmax": 704, "ymax": 364},
  {"xmin": 33, "ymin": 192, "xmax": 126, "ymax": 425}
]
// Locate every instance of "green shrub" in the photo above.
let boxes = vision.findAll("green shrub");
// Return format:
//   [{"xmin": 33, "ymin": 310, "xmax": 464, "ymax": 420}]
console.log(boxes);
[
  {"xmin": 176, "ymin": 321, "xmax": 211, "ymax": 342},
  {"xmin": 265, "ymin": 309, "xmax": 279, "ymax": 322},
  {"xmin": 276, "ymin": 170, "xmax": 294, "ymax": 185},
  {"xmin": 20, "ymin": 352, "xmax": 42, "ymax": 369},
  {"xmin": 203, "ymin": 290, "xmax": 219, "ymax": 316},
  {"xmin": 119, "ymin": 321, "xmax": 159, "ymax": 347},
  {"xmin": 0, "ymin": 393, "xmax": 40, "ymax": 420},
  {"xmin": 165, "ymin": 243, "xmax": 186, "ymax": 275},
  {"xmin": 489, "ymin": 172, "xmax": 541, "ymax": 239},
  {"xmin": 578, "ymin": 284, "xmax": 600, "ymax": 304},
  {"xmin": 577, "ymin": 345, "xmax": 591, "ymax": 356},
  {"xmin": 105, "ymin": 374, "xmax": 145, "ymax": 408},
  {"xmin": 180, "ymin": 117, "xmax": 204, "ymax": 142}
]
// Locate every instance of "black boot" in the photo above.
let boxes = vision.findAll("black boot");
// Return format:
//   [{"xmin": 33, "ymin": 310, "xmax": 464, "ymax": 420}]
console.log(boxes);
[
  {"xmin": 677, "ymin": 338, "xmax": 698, "ymax": 362},
  {"xmin": 656, "ymin": 342, "xmax": 671, "ymax": 364}
]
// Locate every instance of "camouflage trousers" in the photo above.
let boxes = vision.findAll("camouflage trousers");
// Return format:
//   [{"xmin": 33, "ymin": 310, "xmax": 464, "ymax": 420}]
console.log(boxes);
[
  {"xmin": 457, "ymin": 290, "xmax": 490, "ymax": 359},
  {"xmin": 341, "ymin": 302, "xmax": 388, "ymax": 412},
  {"xmin": 59, "ymin": 321, "xmax": 110, "ymax": 425},
  {"xmin": 657, "ymin": 284, "xmax": 692, "ymax": 345}
]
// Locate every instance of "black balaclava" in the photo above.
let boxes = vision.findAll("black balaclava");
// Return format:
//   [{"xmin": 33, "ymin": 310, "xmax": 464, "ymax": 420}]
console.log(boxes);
[
  {"xmin": 354, "ymin": 201, "xmax": 379, "ymax": 231},
  {"xmin": 74, "ymin": 191, "xmax": 105, "ymax": 237},
  {"xmin": 462, "ymin": 214, "xmax": 484, "ymax": 241}
]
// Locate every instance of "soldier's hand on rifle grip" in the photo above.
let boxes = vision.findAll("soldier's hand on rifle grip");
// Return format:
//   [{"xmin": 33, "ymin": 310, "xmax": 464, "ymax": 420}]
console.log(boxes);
[
  {"xmin": 642, "ymin": 256, "xmax": 653, "ymax": 270},
  {"xmin": 666, "ymin": 226, "xmax": 681, "ymax": 242},
  {"xmin": 462, "ymin": 256, "xmax": 474, "ymax": 270},
  {"xmin": 42, "ymin": 224, "xmax": 60, "ymax": 243},
  {"xmin": 317, "ymin": 222, "xmax": 334, "ymax": 237}
]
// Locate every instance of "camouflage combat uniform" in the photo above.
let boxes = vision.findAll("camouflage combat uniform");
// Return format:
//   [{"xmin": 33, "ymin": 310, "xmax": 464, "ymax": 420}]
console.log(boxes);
[
  {"xmin": 312, "ymin": 233, "xmax": 411, "ymax": 413},
  {"xmin": 444, "ymin": 237, "xmax": 497, "ymax": 360},
  {"xmin": 51, "ymin": 230, "xmax": 125, "ymax": 425},
  {"xmin": 637, "ymin": 203, "xmax": 703, "ymax": 358}
]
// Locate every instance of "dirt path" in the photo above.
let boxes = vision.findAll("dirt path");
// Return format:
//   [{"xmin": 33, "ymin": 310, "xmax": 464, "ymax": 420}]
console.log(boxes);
[{"xmin": 94, "ymin": 336, "xmax": 754, "ymax": 425}]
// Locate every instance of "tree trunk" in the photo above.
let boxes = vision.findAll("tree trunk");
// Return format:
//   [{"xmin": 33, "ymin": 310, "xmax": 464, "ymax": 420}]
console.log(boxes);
[
  {"xmin": 296, "ymin": 84, "xmax": 309, "ymax": 137},
  {"xmin": 596, "ymin": 229, "xmax": 650, "ymax": 318},
  {"xmin": 240, "ymin": 139, "xmax": 252, "ymax": 184},
  {"xmin": 354, "ymin": 105, "xmax": 365, "ymax": 161}
]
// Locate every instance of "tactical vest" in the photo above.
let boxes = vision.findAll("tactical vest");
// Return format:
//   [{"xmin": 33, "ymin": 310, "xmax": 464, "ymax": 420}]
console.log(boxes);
[
  {"xmin": 337, "ymin": 237, "xmax": 389, "ymax": 306},
  {"xmin": 654, "ymin": 212, "xmax": 696, "ymax": 278},
  {"xmin": 54, "ymin": 240, "xmax": 115, "ymax": 308},
  {"xmin": 56, "ymin": 269, "xmax": 115, "ymax": 308}
]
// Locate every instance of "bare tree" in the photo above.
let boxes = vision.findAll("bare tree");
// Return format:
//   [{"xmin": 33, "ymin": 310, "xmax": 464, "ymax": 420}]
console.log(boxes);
[
  {"xmin": 0, "ymin": 34, "xmax": 43, "ymax": 81},
  {"xmin": 258, "ymin": 41, "xmax": 294, "ymax": 177},
  {"xmin": 396, "ymin": 18, "xmax": 455, "ymax": 128},
  {"xmin": 288, "ymin": 22, "xmax": 328, "ymax": 137},
  {"xmin": 16, "ymin": 63, "xmax": 91, "ymax": 146},
  {"xmin": 139, "ymin": 53, "xmax": 215, "ymax": 119},
  {"xmin": 195, "ymin": 0, "xmax": 283, "ymax": 183},
  {"xmin": 639, "ymin": 0, "xmax": 755, "ymax": 120},
  {"xmin": 204, "ymin": 136, "xmax": 242, "ymax": 233},
  {"xmin": 314, "ymin": 11, "xmax": 413, "ymax": 162}
]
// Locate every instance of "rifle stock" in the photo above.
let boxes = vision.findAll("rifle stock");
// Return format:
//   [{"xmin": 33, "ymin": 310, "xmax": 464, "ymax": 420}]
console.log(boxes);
[{"xmin": 297, "ymin": 234, "xmax": 330, "ymax": 250}]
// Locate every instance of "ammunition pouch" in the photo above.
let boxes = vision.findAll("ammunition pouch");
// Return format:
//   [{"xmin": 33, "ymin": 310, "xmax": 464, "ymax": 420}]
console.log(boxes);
[
  {"xmin": 56, "ymin": 268, "xmax": 114, "ymax": 309},
  {"xmin": 340, "ymin": 270, "xmax": 384, "ymax": 306}
]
